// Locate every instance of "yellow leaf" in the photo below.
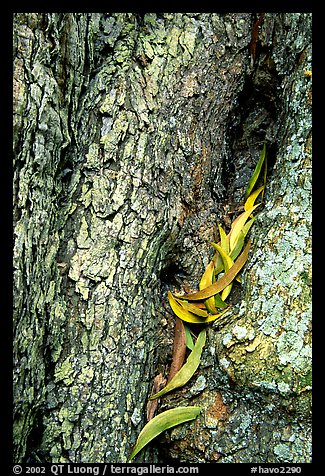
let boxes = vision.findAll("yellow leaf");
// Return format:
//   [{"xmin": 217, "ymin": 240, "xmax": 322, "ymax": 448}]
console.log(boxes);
[
  {"xmin": 230, "ymin": 217, "xmax": 255, "ymax": 261},
  {"xmin": 218, "ymin": 223, "xmax": 229, "ymax": 254},
  {"xmin": 244, "ymin": 143, "xmax": 267, "ymax": 201},
  {"xmin": 168, "ymin": 292, "xmax": 228, "ymax": 323},
  {"xmin": 244, "ymin": 185, "xmax": 264, "ymax": 212},
  {"xmin": 213, "ymin": 250, "xmax": 224, "ymax": 275},
  {"xmin": 213, "ymin": 242, "xmax": 233, "ymax": 270},
  {"xmin": 174, "ymin": 241, "xmax": 250, "ymax": 301},
  {"xmin": 175, "ymin": 298, "xmax": 209, "ymax": 318},
  {"xmin": 212, "ymin": 242, "xmax": 234, "ymax": 300},
  {"xmin": 229, "ymin": 205, "xmax": 259, "ymax": 252},
  {"xmin": 211, "ymin": 224, "xmax": 230, "ymax": 274},
  {"xmin": 199, "ymin": 261, "xmax": 220, "ymax": 313},
  {"xmin": 199, "ymin": 260, "xmax": 215, "ymax": 290}
]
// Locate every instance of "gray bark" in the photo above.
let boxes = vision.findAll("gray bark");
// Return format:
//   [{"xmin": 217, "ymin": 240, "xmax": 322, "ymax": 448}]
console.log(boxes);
[{"xmin": 13, "ymin": 13, "xmax": 311, "ymax": 463}]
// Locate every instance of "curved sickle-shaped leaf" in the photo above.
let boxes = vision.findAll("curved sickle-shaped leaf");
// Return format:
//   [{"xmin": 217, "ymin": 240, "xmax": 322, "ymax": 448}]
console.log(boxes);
[
  {"xmin": 200, "ymin": 260, "xmax": 220, "ymax": 313},
  {"xmin": 184, "ymin": 324, "xmax": 195, "ymax": 351},
  {"xmin": 212, "ymin": 242, "xmax": 234, "ymax": 301},
  {"xmin": 214, "ymin": 251, "xmax": 224, "ymax": 275},
  {"xmin": 244, "ymin": 143, "xmax": 267, "ymax": 200},
  {"xmin": 229, "ymin": 217, "xmax": 255, "ymax": 261},
  {"xmin": 167, "ymin": 317, "xmax": 187, "ymax": 383},
  {"xmin": 244, "ymin": 185, "xmax": 264, "ymax": 212},
  {"xmin": 174, "ymin": 241, "xmax": 251, "ymax": 301},
  {"xmin": 168, "ymin": 292, "xmax": 229, "ymax": 323},
  {"xmin": 129, "ymin": 406, "xmax": 201, "ymax": 461},
  {"xmin": 229, "ymin": 205, "xmax": 260, "ymax": 252},
  {"xmin": 168, "ymin": 291, "xmax": 207, "ymax": 323},
  {"xmin": 223, "ymin": 218, "xmax": 255, "ymax": 273},
  {"xmin": 199, "ymin": 260, "xmax": 215, "ymax": 290},
  {"xmin": 149, "ymin": 329, "xmax": 206, "ymax": 400},
  {"xmin": 175, "ymin": 297, "xmax": 210, "ymax": 318},
  {"xmin": 218, "ymin": 223, "xmax": 229, "ymax": 254}
]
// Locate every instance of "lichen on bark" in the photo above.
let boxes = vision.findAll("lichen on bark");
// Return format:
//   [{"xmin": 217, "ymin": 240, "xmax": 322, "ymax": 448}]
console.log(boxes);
[
  {"xmin": 163, "ymin": 13, "xmax": 311, "ymax": 464},
  {"xmin": 13, "ymin": 12, "xmax": 311, "ymax": 464}
]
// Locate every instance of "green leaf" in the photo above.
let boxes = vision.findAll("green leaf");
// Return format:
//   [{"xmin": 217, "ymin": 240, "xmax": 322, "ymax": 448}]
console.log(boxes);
[
  {"xmin": 149, "ymin": 329, "xmax": 206, "ymax": 399},
  {"xmin": 228, "ymin": 230, "xmax": 245, "ymax": 261},
  {"xmin": 241, "ymin": 216, "xmax": 256, "ymax": 239},
  {"xmin": 229, "ymin": 205, "xmax": 259, "ymax": 252},
  {"xmin": 184, "ymin": 324, "xmax": 195, "ymax": 351},
  {"xmin": 199, "ymin": 260, "xmax": 221, "ymax": 313},
  {"xmin": 214, "ymin": 293, "xmax": 228, "ymax": 308},
  {"xmin": 262, "ymin": 150, "xmax": 268, "ymax": 199},
  {"xmin": 174, "ymin": 240, "xmax": 251, "ymax": 301},
  {"xmin": 129, "ymin": 406, "xmax": 201, "ymax": 461},
  {"xmin": 228, "ymin": 217, "xmax": 255, "ymax": 265},
  {"xmin": 244, "ymin": 143, "xmax": 267, "ymax": 201}
]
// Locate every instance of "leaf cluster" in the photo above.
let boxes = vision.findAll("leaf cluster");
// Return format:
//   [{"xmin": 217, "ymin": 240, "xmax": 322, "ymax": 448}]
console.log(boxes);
[{"xmin": 129, "ymin": 145, "xmax": 267, "ymax": 461}]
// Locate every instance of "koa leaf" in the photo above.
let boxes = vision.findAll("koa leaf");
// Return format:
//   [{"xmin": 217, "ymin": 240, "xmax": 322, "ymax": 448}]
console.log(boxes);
[
  {"xmin": 199, "ymin": 260, "xmax": 224, "ymax": 313},
  {"xmin": 146, "ymin": 373, "xmax": 166, "ymax": 422},
  {"xmin": 211, "ymin": 242, "xmax": 234, "ymax": 300},
  {"xmin": 129, "ymin": 406, "xmax": 201, "ymax": 461},
  {"xmin": 168, "ymin": 291, "xmax": 229, "ymax": 323},
  {"xmin": 184, "ymin": 324, "xmax": 195, "ymax": 351},
  {"xmin": 167, "ymin": 317, "xmax": 187, "ymax": 383},
  {"xmin": 244, "ymin": 143, "xmax": 267, "ymax": 200},
  {"xmin": 244, "ymin": 185, "xmax": 264, "ymax": 212},
  {"xmin": 175, "ymin": 297, "xmax": 210, "ymax": 318},
  {"xmin": 149, "ymin": 329, "xmax": 206, "ymax": 400},
  {"xmin": 229, "ymin": 204, "xmax": 260, "ymax": 252},
  {"xmin": 175, "ymin": 240, "xmax": 251, "ymax": 301}
]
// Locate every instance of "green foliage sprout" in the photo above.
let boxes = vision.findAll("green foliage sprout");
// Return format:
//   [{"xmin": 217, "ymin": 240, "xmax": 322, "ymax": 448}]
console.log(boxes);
[{"xmin": 129, "ymin": 144, "xmax": 268, "ymax": 461}]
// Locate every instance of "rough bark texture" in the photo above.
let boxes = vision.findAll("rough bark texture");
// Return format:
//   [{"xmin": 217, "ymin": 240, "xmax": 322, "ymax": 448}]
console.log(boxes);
[{"xmin": 13, "ymin": 13, "xmax": 311, "ymax": 463}]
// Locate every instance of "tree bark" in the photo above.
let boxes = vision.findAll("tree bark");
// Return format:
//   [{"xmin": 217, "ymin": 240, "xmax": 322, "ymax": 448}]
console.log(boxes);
[{"xmin": 13, "ymin": 13, "xmax": 311, "ymax": 463}]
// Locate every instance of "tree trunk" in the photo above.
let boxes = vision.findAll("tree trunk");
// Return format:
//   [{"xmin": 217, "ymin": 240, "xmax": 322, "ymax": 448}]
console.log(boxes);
[{"xmin": 13, "ymin": 13, "xmax": 311, "ymax": 463}]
